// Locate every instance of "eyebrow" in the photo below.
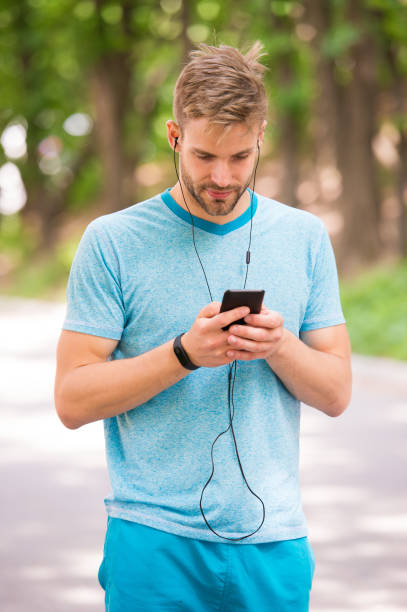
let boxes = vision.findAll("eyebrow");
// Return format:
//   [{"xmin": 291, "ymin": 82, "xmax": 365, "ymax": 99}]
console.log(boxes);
[{"xmin": 192, "ymin": 147, "xmax": 253, "ymax": 157}]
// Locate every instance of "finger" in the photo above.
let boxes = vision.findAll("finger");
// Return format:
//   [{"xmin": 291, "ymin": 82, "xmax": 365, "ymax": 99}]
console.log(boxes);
[
  {"xmin": 227, "ymin": 335, "xmax": 274, "ymax": 353},
  {"xmin": 228, "ymin": 324, "xmax": 270, "ymax": 342},
  {"xmin": 226, "ymin": 349, "xmax": 270, "ymax": 361},
  {"xmin": 245, "ymin": 311, "xmax": 283, "ymax": 328},
  {"xmin": 197, "ymin": 301, "xmax": 221, "ymax": 319},
  {"xmin": 212, "ymin": 306, "xmax": 251, "ymax": 330}
]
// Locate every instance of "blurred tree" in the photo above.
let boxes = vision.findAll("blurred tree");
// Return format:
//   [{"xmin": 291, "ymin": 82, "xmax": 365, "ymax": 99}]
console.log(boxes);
[
  {"xmin": 371, "ymin": 0, "xmax": 407, "ymax": 257},
  {"xmin": 87, "ymin": 0, "xmax": 133, "ymax": 212},
  {"xmin": 306, "ymin": 0, "xmax": 382, "ymax": 268},
  {"xmin": 0, "ymin": 0, "xmax": 94, "ymax": 250},
  {"xmin": 267, "ymin": 1, "xmax": 308, "ymax": 208},
  {"xmin": 0, "ymin": 0, "xmax": 406, "ymax": 278}
]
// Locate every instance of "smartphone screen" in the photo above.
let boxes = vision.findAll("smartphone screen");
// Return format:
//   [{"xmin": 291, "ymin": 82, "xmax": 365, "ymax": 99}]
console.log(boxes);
[{"xmin": 220, "ymin": 290, "xmax": 265, "ymax": 331}]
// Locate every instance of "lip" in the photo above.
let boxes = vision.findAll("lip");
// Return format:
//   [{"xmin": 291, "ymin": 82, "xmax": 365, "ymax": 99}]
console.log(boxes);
[{"xmin": 207, "ymin": 189, "xmax": 233, "ymax": 199}]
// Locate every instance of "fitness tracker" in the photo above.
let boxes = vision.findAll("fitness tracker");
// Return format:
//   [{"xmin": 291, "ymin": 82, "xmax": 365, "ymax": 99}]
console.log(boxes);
[{"xmin": 173, "ymin": 333, "xmax": 200, "ymax": 370}]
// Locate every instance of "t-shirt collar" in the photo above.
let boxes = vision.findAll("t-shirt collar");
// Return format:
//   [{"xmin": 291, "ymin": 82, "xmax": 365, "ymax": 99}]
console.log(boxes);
[{"xmin": 161, "ymin": 187, "xmax": 258, "ymax": 235}]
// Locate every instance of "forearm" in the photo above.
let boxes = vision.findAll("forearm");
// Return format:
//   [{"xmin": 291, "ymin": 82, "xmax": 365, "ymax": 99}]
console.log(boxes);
[
  {"xmin": 265, "ymin": 329, "xmax": 351, "ymax": 417},
  {"xmin": 56, "ymin": 339, "xmax": 190, "ymax": 429}
]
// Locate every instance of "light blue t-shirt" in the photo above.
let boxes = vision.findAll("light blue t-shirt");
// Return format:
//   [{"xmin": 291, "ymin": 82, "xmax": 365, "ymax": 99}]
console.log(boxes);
[{"xmin": 63, "ymin": 188, "xmax": 346, "ymax": 544}]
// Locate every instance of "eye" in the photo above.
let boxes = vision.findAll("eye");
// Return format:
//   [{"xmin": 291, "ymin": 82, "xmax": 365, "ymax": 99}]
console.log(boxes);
[
  {"xmin": 195, "ymin": 153, "xmax": 213, "ymax": 160},
  {"xmin": 232, "ymin": 154, "xmax": 249, "ymax": 161}
]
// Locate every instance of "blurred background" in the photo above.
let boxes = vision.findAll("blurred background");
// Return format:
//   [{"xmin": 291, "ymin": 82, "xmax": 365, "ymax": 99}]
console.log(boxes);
[
  {"xmin": 0, "ymin": 0, "xmax": 406, "ymax": 610},
  {"xmin": 0, "ymin": 0, "xmax": 406, "ymax": 358}
]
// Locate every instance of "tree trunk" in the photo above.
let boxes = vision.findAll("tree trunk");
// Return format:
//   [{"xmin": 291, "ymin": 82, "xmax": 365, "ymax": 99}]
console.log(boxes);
[
  {"xmin": 305, "ymin": 0, "xmax": 338, "ymax": 169},
  {"xmin": 180, "ymin": 0, "xmax": 193, "ymax": 64},
  {"xmin": 90, "ymin": 0, "xmax": 133, "ymax": 212},
  {"xmin": 278, "ymin": 104, "xmax": 301, "ymax": 207},
  {"xmin": 269, "ymin": 12, "xmax": 301, "ymax": 208},
  {"xmin": 90, "ymin": 53, "xmax": 131, "ymax": 213},
  {"xmin": 384, "ymin": 44, "xmax": 407, "ymax": 257},
  {"xmin": 306, "ymin": 0, "xmax": 382, "ymax": 273},
  {"xmin": 337, "ymin": 18, "xmax": 382, "ymax": 272},
  {"xmin": 398, "ymin": 129, "xmax": 407, "ymax": 257}
]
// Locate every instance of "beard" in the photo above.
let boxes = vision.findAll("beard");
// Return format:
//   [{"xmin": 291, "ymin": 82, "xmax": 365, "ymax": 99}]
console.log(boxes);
[{"xmin": 180, "ymin": 161, "xmax": 251, "ymax": 217}]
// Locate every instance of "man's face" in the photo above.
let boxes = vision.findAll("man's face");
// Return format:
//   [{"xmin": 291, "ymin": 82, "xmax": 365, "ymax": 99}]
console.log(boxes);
[{"xmin": 177, "ymin": 118, "xmax": 262, "ymax": 217}]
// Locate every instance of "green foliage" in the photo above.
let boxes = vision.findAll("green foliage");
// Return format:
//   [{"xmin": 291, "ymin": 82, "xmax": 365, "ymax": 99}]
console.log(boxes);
[
  {"xmin": 197, "ymin": 1, "xmax": 221, "ymax": 20},
  {"xmin": 67, "ymin": 157, "xmax": 102, "ymax": 211},
  {"xmin": 340, "ymin": 259, "xmax": 407, "ymax": 360},
  {"xmin": 269, "ymin": 0, "xmax": 297, "ymax": 17},
  {"xmin": 321, "ymin": 24, "xmax": 360, "ymax": 58},
  {"xmin": 0, "ymin": 213, "xmax": 36, "ymax": 261},
  {"xmin": 1, "ymin": 231, "xmax": 81, "ymax": 300},
  {"xmin": 2, "ymin": 0, "xmax": 403, "ymax": 192}
]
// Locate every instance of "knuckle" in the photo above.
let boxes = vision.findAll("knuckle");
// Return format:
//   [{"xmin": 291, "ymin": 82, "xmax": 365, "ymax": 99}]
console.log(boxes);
[
  {"xmin": 196, "ymin": 319, "xmax": 205, "ymax": 333},
  {"xmin": 206, "ymin": 338, "xmax": 216, "ymax": 350}
]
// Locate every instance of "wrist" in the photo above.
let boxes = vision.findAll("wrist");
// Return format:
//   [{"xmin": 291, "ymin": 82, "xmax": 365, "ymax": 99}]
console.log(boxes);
[
  {"xmin": 180, "ymin": 330, "xmax": 195, "ymax": 360},
  {"xmin": 173, "ymin": 332, "xmax": 200, "ymax": 370},
  {"xmin": 266, "ymin": 327, "xmax": 290, "ymax": 364}
]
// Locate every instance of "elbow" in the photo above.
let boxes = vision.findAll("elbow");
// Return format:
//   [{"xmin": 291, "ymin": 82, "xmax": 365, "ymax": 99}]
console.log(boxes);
[
  {"xmin": 327, "ymin": 403, "xmax": 347, "ymax": 418},
  {"xmin": 55, "ymin": 393, "xmax": 82, "ymax": 430},
  {"xmin": 327, "ymin": 393, "xmax": 352, "ymax": 418},
  {"xmin": 327, "ymin": 375, "xmax": 353, "ymax": 417},
  {"xmin": 59, "ymin": 414, "xmax": 82, "ymax": 430},
  {"xmin": 56, "ymin": 407, "xmax": 82, "ymax": 430}
]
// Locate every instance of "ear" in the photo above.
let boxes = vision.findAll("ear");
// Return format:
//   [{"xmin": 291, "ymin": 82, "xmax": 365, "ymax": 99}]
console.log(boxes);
[
  {"xmin": 257, "ymin": 120, "xmax": 267, "ymax": 147},
  {"xmin": 166, "ymin": 119, "xmax": 180, "ymax": 151}
]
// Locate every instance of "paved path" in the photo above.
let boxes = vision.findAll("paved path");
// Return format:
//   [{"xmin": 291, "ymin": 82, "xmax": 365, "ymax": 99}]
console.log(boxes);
[{"xmin": 0, "ymin": 297, "xmax": 406, "ymax": 611}]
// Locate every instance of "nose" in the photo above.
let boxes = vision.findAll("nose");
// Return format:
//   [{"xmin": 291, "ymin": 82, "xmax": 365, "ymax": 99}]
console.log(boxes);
[{"xmin": 210, "ymin": 160, "xmax": 232, "ymax": 188}]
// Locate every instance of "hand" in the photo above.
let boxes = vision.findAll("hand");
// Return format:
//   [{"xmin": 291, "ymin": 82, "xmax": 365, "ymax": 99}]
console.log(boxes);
[
  {"xmin": 181, "ymin": 302, "xmax": 252, "ymax": 368},
  {"xmin": 224, "ymin": 305, "xmax": 286, "ymax": 361}
]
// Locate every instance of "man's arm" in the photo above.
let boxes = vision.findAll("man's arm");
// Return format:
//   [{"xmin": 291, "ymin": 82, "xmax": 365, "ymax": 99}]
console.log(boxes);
[
  {"xmin": 54, "ymin": 303, "xmax": 251, "ymax": 430},
  {"xmin": 54, "ymin": 330, "xmax": 191, "ymax": 430},
  {"xmin": 223, "ymin": 309, "xmax": 352, "ymax": 418},
  {"xmin": 265, "ymin": 323, "xmax": 352, "ymax": 417}
]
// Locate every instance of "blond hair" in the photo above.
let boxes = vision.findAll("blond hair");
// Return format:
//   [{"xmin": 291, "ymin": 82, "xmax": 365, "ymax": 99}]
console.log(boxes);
[{"xmin": 173, "ymin": 42, "xmax": 268, "ymax": 133}]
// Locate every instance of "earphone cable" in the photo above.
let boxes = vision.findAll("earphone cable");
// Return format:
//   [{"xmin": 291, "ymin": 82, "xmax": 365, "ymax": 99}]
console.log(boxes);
[
  {"xmin": 173, "ymin": 140, "xmax": 265, "ymax": 541},
  {"xmin": 173, "ymin": 147, "xmax": 213, "ymax": 302}
]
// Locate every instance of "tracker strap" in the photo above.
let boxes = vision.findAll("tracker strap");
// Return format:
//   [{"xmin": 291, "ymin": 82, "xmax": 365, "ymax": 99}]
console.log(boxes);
[{"xmin": 173, "ymin": 333, "xmax": 200, "ymax": 370}]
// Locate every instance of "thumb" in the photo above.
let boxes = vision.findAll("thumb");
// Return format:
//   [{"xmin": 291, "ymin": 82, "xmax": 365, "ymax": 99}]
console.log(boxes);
[{"xmin": 198, "ymin": 301, "xmax": 221, "ymax": 319}]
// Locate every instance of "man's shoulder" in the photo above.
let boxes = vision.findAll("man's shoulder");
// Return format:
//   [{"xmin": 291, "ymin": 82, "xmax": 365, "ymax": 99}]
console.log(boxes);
[
  {"xmin": 256, "ymin": 193, "xmax": 324, "ymax": 234},
  {"xmin": 85, "ymin": 191, "xmax": 167, "ymax": 237}
]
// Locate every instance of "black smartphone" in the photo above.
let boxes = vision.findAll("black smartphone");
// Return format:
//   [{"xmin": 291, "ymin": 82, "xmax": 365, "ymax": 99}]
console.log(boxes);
[{"xmin": 220, "ymin": 289, "xmax": 265, "ymax": 331}]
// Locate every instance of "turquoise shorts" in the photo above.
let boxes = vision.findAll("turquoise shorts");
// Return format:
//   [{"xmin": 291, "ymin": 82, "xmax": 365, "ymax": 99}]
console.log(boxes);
[{"xmin": 98, "ymin": 517, "xmax": 315, "ymax": 611}]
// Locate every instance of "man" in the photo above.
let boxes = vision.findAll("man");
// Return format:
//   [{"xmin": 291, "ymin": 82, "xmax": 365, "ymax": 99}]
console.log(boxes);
[{"xmin": 55, "ymin": 42, "xmax": 352, "ymax": 611}]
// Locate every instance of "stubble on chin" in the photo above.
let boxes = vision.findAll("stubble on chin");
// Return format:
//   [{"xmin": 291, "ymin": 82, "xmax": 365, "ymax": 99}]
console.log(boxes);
[
  {"xmin": 198, "ymin": 190, "xmax": 240, "ymax": 216},
  {"xmin": 185, "ymin": 182, "xmax": 247, "ymax": 217}
]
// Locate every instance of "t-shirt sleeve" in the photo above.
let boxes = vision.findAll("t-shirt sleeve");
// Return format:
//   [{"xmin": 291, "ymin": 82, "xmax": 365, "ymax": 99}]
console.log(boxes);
[
  {"xmin": 62, "ymin": 219, "xmax": 125, "ymax": 340},
  {"xmin": 300, "ymin": 222, "xmax": 346, "ymax": 332}
]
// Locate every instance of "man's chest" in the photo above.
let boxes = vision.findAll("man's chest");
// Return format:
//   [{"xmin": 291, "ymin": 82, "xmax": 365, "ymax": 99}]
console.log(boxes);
[{"xmin": 117, "ymin": 235, "xmax": 310, "ymax": 356}]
